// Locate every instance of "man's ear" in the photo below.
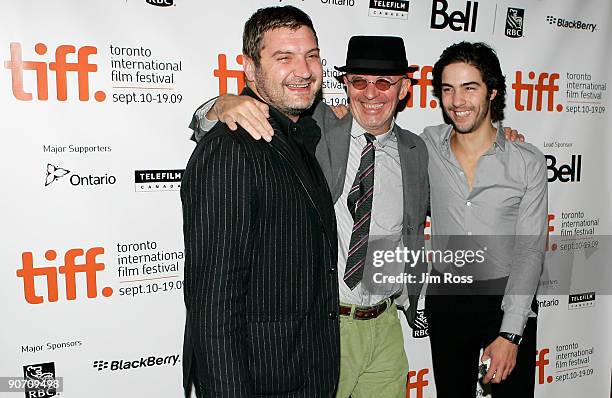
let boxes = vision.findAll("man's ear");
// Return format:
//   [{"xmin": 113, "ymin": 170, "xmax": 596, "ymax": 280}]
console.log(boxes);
[
  {"xmin": 243, "ymin": 55, "xmax": 256, "ymax": 82},
  {"xmin": 489, "ymin": 88, "xmax": 498, "ymax": 101},
  {"xmin": 398, "ymin": 75, "xmax": 411, "ymax": 101}
]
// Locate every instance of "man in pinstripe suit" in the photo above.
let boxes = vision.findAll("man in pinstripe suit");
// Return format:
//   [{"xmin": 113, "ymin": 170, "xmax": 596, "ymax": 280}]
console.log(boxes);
[
  {"xmin": 192, "ymin": 36, "xmax": 430, "ymax": 397},
  {"xmin": 181, "ymin": 6, "xmax": 340, "ymax": 397}
]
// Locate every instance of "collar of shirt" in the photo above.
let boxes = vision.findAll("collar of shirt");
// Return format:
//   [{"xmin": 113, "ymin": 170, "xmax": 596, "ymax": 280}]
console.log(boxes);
[
  {"xmin": 241, "ymin": 86, "xmax": 321, "ymax": 154},
  {"xmin": 439, "ymin": 122, "xmax": 507, "ymax": 157},
  {"xmin": 350, "ymin": 118, "xmax": 396, "ymax": 148}
]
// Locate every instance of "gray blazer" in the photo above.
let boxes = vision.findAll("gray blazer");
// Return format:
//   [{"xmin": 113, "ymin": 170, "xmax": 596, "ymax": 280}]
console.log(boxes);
[{"xmin": 312, "ymin": 102, "xmax": 430, "ymax": 328}]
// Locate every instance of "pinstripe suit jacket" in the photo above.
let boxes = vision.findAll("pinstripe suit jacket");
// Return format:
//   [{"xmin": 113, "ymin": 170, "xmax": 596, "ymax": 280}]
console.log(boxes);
[{"xmin": 181, "ymin": 106, "xmax": 340, "ymax": 397}]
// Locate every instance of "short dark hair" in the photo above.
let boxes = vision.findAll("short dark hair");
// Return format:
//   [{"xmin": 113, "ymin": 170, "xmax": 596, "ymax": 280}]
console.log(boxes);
[
  {"xmin": 243, "ymin": 6, "xmax": 318, "ymax": 67},
  {"xmin": 432, "ymin": 42, "xmax": 506, "ymax": 122}
]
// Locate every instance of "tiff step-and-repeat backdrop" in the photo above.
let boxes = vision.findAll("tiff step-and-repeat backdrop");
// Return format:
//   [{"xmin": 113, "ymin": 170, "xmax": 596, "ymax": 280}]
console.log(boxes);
[{"xmin": 1, "ymin": 0, "xmax": 610, "ymax": 397}]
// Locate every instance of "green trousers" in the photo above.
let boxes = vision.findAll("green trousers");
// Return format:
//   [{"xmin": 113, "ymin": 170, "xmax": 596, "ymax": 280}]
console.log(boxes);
[{"xmin": 336, "ymin": 301, "xmax": 409, "ymax": 398}]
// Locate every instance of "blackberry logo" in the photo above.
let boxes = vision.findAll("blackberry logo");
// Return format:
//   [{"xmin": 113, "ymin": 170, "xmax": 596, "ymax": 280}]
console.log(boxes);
[
  {"xmin": 546, "ymin": 15, "xmax": 597, "ymax": 32},
  {"xmin": 93, "ymin": 354, "xmax": 180, "ymax": 371},
  {"xmin": 412, "ymin": 309, "xmax": 429, "ymax": 338},
  {"xmin": 93, "ymin": 360, "xmax": 109, "ymax": 371}
]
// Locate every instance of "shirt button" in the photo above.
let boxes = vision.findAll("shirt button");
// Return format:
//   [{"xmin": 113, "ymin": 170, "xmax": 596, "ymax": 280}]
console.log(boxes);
[
  {"xmin": 328, "ymin": 266, "xmax": 336, "ymax": 274},
  {"xmin": 460, "ymin": 171, "xmax": 464, "ymax": 176},
  {"xmin": 328, "ymin": 312, "xmax": 337, "ymax": 320},
  {"xmin": 466, "ymin": 201, "xmax": 472, "ymax": 207}
]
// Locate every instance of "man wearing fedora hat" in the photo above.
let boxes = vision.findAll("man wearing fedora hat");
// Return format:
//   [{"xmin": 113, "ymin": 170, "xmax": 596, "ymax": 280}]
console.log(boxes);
[{"xmin": 191, "ymin": 35, "xmax": 430, "ymax": 398}]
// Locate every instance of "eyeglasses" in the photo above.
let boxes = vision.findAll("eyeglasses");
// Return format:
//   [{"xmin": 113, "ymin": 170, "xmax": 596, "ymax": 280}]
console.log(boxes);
[{"xmin": 347, "ymin": 77, "xmax": 404, "ymax": 91}]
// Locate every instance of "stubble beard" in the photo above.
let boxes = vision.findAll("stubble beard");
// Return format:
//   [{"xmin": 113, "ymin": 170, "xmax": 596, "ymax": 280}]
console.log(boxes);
[
  {"xmin": 450, "ymin": 99, "xmax": 491, "ymax": 134},
  {"xmin": 254, "ymin": 67, "xmax": 319, "ymax": 116}
]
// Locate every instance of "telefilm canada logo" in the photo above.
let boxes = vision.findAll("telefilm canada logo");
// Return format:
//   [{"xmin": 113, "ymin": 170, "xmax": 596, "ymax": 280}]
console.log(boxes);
[
  {"xmin": 45, "ymin": 163, "xmax": 117, "ymax": 187},
  {"xmin": 134, "ymin": 169, "xmax": 183, "ymax": 192},
  {"xmin": 505, "ymin": 7, "xmax": 524, "ymax": 38},
  {"xmin": 568, "ymin": 292, "xmax": 595, "ymax": 310},
  {"xmin": 368, "ymin": 0, "xmax": 409, "ymax": 20},
  {"xmin": 93, "ymin": 354, "xmax": 180, "ymax": 372},
  {"xmin": 546, "ymin": 15, "xmax": 597, "ymax": 32}
]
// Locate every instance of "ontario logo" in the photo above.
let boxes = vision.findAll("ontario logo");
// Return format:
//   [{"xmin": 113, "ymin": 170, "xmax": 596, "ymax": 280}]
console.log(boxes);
[
  {"xmin": 44, "ymin": 163, "xmax": 117, "ymax": 187},
  {"xmin": 3, "ymin": 42, "xmax": 105, "ymax": 102}
]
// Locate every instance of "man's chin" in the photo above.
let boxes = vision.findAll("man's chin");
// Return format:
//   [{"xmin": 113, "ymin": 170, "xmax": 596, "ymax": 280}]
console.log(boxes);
[{"xmin": 284, "ymin": 99, "xmax": 316, "ymax": 115}]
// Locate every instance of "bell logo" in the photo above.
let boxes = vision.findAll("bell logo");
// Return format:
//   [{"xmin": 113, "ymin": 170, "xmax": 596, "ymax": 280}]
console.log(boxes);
[
  {"xmin": 430, "ymin": 0, "xmax": 478, "ymax": 32},
  {"xmin": 546, "ymin": 154, "xmax": 582, "ymax": 182},
  {"xmin": 16, "ymin": 247, "xmax": 113, "ymax": 304},
  {"xmin": 3, "ymin": 42, "xmax": 105, "ymax": 102},
  {"xmin": 214, "ymin": 54, "xmax": 245, "ymax": 95},
  {"xmin": 512, "ymin": 71, "xmax": 562, "ymax": 112},
  {"xmin": 536, "ymin": 348, "xmax": 553, "ymax": 384},
  {"xmin": 406, "ymin": 65, "xmax": 438, "ymax": 109},
  {"xmin": 407, "ymin": 368, "xmax": 429, "ymax": 398}
]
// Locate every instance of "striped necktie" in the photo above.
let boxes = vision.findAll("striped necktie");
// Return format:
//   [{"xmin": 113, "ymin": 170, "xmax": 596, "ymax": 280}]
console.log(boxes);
[{"xmin": 343, "ymin": 133, "xmax": 375, "ymax": 290}]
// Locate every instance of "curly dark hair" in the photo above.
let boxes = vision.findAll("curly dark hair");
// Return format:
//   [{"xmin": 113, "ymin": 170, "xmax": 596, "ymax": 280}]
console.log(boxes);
[
  {"xmin": 243, "ymin": 6, "xmax": 318, "ymax": 67},
  {"xmin": 432, "ymin": 42, "xmax": 506, "ymax": 122}
]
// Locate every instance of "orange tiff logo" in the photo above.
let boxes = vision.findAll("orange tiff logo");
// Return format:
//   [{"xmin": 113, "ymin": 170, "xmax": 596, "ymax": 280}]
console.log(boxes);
[
  {"xmin": 214, "ymin": 54, "xmax": 245, "ymax": 95},
  {"xmin": 3, "ymin": 42, "xmax": 106, "ymax": 101},
  {"xmin": 406, "ymin": 368, "xmax": 429, "ymax": 398},
  {"xmin": 406, "ymin": 65, "xmax": 438, "ymax": 109},
  {"xmin": 16, "ymin": 247, "xmax": 113, "ymax": 304},
  {"xmin": 512, "ymin": 71, "xmax": 562, "ymax": 112}
]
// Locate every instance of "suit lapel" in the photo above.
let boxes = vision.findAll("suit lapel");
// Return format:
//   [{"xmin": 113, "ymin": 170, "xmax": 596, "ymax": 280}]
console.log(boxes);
[
  {"xmin": 396, "ymin": 125, "xmax": 419, "ymax": 233},
  {"xmin": 320, "ymin": 113, "xmax": 352, "ymax": 203}
]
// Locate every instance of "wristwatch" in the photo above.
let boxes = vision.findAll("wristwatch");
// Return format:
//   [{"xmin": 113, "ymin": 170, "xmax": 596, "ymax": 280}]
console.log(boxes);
[{"xmin": 499, "ymin": 332, "xmax": 522, "ymax": 345}]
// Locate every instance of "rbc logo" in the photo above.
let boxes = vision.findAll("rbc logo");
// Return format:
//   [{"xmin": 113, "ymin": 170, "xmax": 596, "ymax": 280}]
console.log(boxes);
[
  {"xmin": 3, "ymin": 42, "xmax": 105, "ymax": 102},
  {"xmin": 146, "ymin": 0, "xmax": 174, "ymax": 6},
  {"xmin": 16, "ymin": 247, "xmax": 113, "ymax": 304},
  {"xmin": 430, "ymin": 0, "xmax": 479, "ymax": 32}
]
